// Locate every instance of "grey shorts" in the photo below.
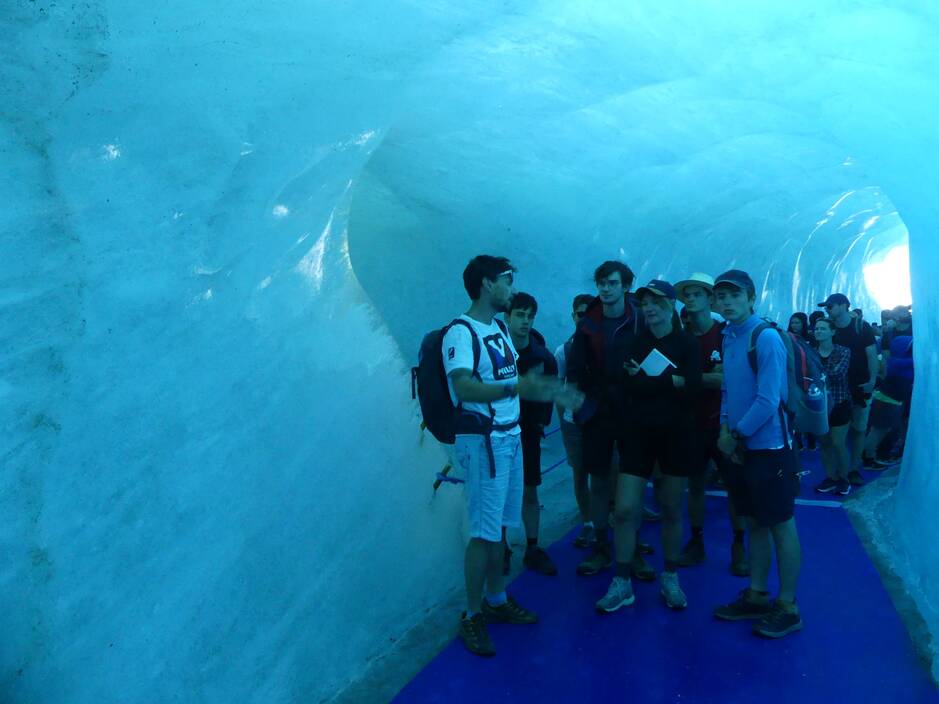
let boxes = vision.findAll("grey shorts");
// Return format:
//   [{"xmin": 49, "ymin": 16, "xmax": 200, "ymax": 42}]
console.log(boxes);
[{"xmin": 456, "ymin": 433, "xmax": 523, "ymax": 542}]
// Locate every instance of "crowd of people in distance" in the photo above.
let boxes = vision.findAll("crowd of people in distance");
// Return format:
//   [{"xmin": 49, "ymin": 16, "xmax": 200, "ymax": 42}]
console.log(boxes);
[{"xmin": 437, "ymin": 254, "xmax": 914, "ymax": 657}]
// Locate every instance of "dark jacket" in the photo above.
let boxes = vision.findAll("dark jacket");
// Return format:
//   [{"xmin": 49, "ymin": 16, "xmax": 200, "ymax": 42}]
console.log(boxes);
[
  {"xmin": 517, "ymin": 329, "xmax": 557, "ymax": 430},
  {"xmin": 622, "ymin": 327, "xmax": 702, "ymax": 427},
  {"xmin": 566, "ymin": 295, "xmax": 643, "ymax": 423}
]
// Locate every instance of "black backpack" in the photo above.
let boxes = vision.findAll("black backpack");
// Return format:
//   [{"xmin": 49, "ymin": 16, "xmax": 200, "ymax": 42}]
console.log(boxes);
[{"xmin": 411, "ymin": 317, "xmax": 510, "ymax": 444}]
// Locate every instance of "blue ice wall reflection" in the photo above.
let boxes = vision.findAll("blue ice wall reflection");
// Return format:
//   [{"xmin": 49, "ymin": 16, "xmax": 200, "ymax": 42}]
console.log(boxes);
[{"xmin": 1, "ymin": 1, "xmax": 937, "ymax": 702}]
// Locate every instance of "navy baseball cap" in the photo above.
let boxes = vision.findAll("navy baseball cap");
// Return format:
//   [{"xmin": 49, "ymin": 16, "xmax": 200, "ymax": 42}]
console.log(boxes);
[
  {"xmin": 714, "ymin": 269, "xmax": 755, "ymax": 293},
  {"xmin": 818, "ymin": 293, "xmax": 850, "ymax": 308},
  {"xmin": 635, "ymin": 279, "xmax": 677, "ymax": 300}
]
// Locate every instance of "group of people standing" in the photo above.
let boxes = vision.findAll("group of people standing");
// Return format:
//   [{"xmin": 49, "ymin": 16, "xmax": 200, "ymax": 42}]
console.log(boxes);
[
  {"xmin": 785, "ymin": 298, "xmax": 914, "ymax": 496},
  {"xmin": 439, "ymin": 253, "xmax": 910, "ymax": 658}
]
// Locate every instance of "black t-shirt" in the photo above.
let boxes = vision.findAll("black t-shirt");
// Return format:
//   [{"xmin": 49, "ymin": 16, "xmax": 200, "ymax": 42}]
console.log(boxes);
[
  {"xmin": 833, "ymin": 317, "xmax": 876, "ymax": 388},
  {"xmin": 622, "ymin": 328, "xmax": 702, "ymax": 427},
  {"xmin": 517, "ymin": 338, "xmax": 558, "ymax": 430}
]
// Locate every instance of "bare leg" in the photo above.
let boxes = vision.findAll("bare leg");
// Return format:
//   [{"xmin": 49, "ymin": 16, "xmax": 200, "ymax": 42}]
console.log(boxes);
[
  {"xmin": 748, "ymin": 519, "xmax": 772, "ymax": 593},
  {"xmin": 658, "ymin": 475, "xmax": 685, "ymax": 569},
  {"xmin": 771, "ymin": 517, "xmax": 802, "ymax": 603},
  {"xmin": 612, "ymin": 474, "xmax": 645, "ymax": 564},
  {"xmin": 522, "ymin": 485, "xmax": 540, "ymax": 544},
  {"xmin": 465, "ymin": 538, "xmax": 493, "ymax": 613},
  {"xmin": 828, "ymin": 424, "xmax": 850, "ymax": 480}
]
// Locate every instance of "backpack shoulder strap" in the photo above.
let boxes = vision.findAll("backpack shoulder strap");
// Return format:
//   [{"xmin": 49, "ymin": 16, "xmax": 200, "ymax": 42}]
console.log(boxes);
[
  {"xmin": 747, "ymin": 323, "xmax": 772, "ymax": 375},
  {"xmin": 447, "ymin": 318, "xmax": 482, "ymax": 380}
]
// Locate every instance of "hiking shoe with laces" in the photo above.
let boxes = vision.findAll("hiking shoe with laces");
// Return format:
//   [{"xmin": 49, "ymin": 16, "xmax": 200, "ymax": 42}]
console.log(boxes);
[
  {"xmin": 572, "ymin": 524, "xmax": 595, "ymax": 548},
  {"xmin": 815, "ymin": 478, "xmax": 839, "ymax": 494},
  {"xmin": 848, "ymin": 470, "xmax": 865, "ymax": 486},
  {"xmin": 459, "ymin": 612, "xmax": 495, "ymax": 657},
  {"xmin": 753, "ymin": 601, "xmax": 803, "ymax": 638},
  {"xmin": 631, "ymin": 551, "xmax": 656, "ymax": 582},
  {"xmin": 837, "ymin": 479, "xmax": 851, "ymax": 496},
  {"xmin": 481, "ymin": 594, "xmax": 538, "ymax": 624},
  {"xmin": 577, "ymin": 542, "xmax": 612, "ymax": 575},
  {"xmin": 730, "ymin": 542, "xmax": 749, "ymax": 577},
  {"xmin": 502, "ymin": 546, "xmax": 512, "ymax": 576},
  {"xmin": 595, "ymin": 576, "xmax": 635, "ymax": 613},
  {"xmin": 660, "ymin": 571, "xmax": 687, "ymax": 609},
  {"xmin": 524, "ymin": 546, "xmax": 558, "ymax": 576},
  {"xmin": 714, "ymin": 588, "xmax": 773, "ymax": 621},
  {"xmin": 678, "ymin": 536, "xmax": 706, "ymax": 567}
]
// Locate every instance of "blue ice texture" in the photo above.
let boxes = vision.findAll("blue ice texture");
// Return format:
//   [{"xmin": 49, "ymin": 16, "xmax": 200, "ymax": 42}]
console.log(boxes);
[{"xmin": 1, "ymin": 1, "xmax": 937, "ymax": 702}]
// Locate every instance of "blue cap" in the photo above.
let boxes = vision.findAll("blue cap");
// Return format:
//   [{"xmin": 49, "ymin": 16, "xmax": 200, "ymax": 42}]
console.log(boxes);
[
  {"xmin": 635, "ymin": 279, "xmax": 677, "ymax": 300},
  {"xmin": 714, "ymin": 269, "xmax": 756, "ymax": 294},
  {"xmin": 818, "ymin": 293, "xmax": 850, "ymax": 308}
]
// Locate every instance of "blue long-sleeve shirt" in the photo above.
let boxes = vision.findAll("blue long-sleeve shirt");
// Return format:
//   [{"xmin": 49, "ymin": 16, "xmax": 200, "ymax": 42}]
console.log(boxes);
[{"xmin": 720, "ymin": 315, "xmax": 789, "ymax": 450}]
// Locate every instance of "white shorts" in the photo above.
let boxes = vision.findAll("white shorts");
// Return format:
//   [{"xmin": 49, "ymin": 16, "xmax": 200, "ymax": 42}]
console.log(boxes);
[{"xmin": 456, "ymin": 433, "xmax": 523, "ymax": 542}]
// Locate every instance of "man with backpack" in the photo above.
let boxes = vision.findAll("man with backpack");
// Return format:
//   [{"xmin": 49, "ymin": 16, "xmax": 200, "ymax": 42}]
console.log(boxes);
[
  {"xmin": 819, "ymin": 293, "xmax": 879, "ymax": 486},
  {"xmin": 675, "ymin": 273, "xmax": 749, "ymax": 576},
  {"xmin": 505, "ymin": 291, "xmax": 559, "ymax": 576},
  {"xmin": 712, "ymin": 270, "xmax": 804, "ymax": 639},
  {"xmin": 438, "ymin": 255, "xmax": 579, "ymax": 657}
]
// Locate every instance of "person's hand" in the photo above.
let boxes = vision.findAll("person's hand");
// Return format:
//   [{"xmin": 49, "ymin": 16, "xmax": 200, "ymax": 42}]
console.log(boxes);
[
  {"xmin": 859, "ymin": 380, "xmax": 876, "ymax": 394},
  {"xmin": 624, "ymin": 359, "xmax": 641, "ymax": 376},
  {"xmin": 517, "ymin": 373, "xmax": 561, "ymax": 402},
  {"xmin": 554, "ymin": 384, "xmax": 585, "ymax": 412},
  {"xmin": 671, "ymin": 375, "xmax": 685, "ymax": 388},
  {"xmin": 718, "ymin": 430, "xmax": 737, "ymax": 457}
]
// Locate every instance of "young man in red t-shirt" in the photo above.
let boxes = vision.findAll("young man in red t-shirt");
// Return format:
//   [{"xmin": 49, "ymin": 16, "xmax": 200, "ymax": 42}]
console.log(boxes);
[{"xmin": 676, "ymin": 274, "xmax": 748, "ymax": 576}]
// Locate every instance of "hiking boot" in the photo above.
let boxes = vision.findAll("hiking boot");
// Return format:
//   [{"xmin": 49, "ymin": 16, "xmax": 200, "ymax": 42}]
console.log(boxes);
[
  {"xmin": 638, "ymin": 541, "xmax": 655, "ymax": 555},
  {"xmin": 502, "ymin": 546, "xmax": 512, "ymax": 576},
  {"xmin": 837, "ymin": 479, "xmax": 851, "ymax": 496},
  {"xmin": 660, "ymin": 571, "xmax": 688, "ymax": 610},
  {"xmin": 481, "ymin": 594, "xmax": 538, "ymax": 624},
  {"xmin": 714, "ymin": 588, "xmax": 773, "ymax": 621},
  {"xmin": 643, "ymin": 505, "xmax": 662, "ymax": 522},
  {"xmin": 815, "ymin": 478, "xmax": 839, "ymax": 494},
  {"xmin": 631, "ymin": 551, "xmax": 656, "ymax": 582},
  {"xmin": 848, "ymin": 470, "xmax": 865, "ymax": 487},
  {"xmin": 595, "ymin": 576, "xmax": 635, "ymax": 613},
  {"xmin": 678, "ymin": 536, "xmax": 706, "ymax": 567},
  {"xmin": 730, "ymin": 541, "xmax": 749, "ymax": 577},
  {"xmin": 753, "ymin": 601, "xmax": 803, "ymax": 638},
  {"xmin": 524, "ymin": 546, "xmax": 558, "ymax": 576},
  {"xmin": 459, "ymin": 612, "xmax": 495, "ymax": 657},
  {"xmin": 577, "ymin": 542, "xmax": 612, "ymax": 575},
  {"xmin": 572, "ymin": 524, "xmax": 595, "ymax": 548}
]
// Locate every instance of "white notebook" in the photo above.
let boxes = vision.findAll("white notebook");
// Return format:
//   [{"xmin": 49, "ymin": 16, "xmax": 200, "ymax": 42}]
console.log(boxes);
[{"xmin": 639, "ymin": 348, "xmax": 676, "ymax": 377}]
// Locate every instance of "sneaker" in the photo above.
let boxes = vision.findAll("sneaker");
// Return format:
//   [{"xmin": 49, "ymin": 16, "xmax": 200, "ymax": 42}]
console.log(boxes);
[
  {"xmin": 752, "ymin": 601, "xmax": 803, "ymax": 638},
  {"xmin": 730, "ymin": 541, "xmax": 749, "ymax": 577},
  {"xmin": 660, "ymin": 571, "xmax": 687, "ymax": 609},
  {"xmin": 862, "ymin": 455, "xmax": 878, "ymax": 469},
  {"xmin": 873, "ymin": 457, "xmax": 898, "ymax": 469},
  {"xmin": 714, "ymin": 588, "xmax": 773, "ymax": 621},
  {"xmin": 576, "ymin": 542, "xmax": 612, "ymax": 575},
  {"xmin": 848, "ymin": 470, "xmax": 865, "ymax": 487},
  {"xmin": 631, "ymin": 551, "xmax": 656, "ymax": 582},
  {"xmin": 815, "ymin": 478, "xmax": 839, "ymax": 494},
  {"xmin": 678, "ymin": 536, "xmax": 705, "ymax": 567},
  {"xmin": 595, "ymin": 576, "xmax": 635, "ymax": 613},
  {"xmin": 638, "ymin": 541, "xmax": 655, "ymax": 555},
  {"xmin": 572, "ymin": 524, "xmax": 595, "ymax": 548},
  {"xmin": 502, "ymin": 546, "xmax": 512, "ymax": 576},
  {"xmin": 642, "ymin": 505, "xmax": 662, "ymax": 522},
  {"xmin": 837, "ymin": 479, "xmax": 851, "ymax": 496},
  {"xmin": 459, "ymin": 612, "xmax": 495, "ymax": 657},
  {"xmin": 523, "ymin": 546, "xmax": 558, "ymax": 576},
  {"xmin": 481, "ymin": 594, "xmax": 538, "ymax": 624}
]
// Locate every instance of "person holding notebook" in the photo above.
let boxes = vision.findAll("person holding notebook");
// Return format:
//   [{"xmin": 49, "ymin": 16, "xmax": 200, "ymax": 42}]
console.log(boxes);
[{"xmin": 594, "ymin": 279, "xmax": 702, "ymax": 613}]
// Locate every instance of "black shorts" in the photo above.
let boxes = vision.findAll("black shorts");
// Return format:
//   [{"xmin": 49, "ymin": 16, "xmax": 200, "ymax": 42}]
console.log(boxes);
[
  {"xmin": 725, "ymin": 447, "xmax": 799, "ymax": 527},
  {"xmin": 620, "ymin": 423, "xmax": 693, "ymax": 479},
  {"xmin": 829, "ymin": 400, "xmax": 852, "ymax": 427},
  {"xmin": 521, "ymin": 427, "xmax": 542, "ymax": 487},
  {"xmin": 690, "ymin": 427, "xmax": 726, "ymax": 477},
  {"xmin": 581, "ymin": 411, "xmax": 629, "ymax": 478}
]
